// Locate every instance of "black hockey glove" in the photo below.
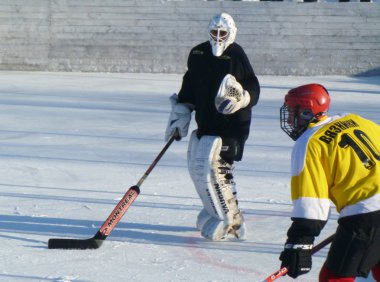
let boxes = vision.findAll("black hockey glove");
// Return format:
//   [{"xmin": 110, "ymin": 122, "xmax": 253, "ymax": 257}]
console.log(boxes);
[{"xmin": 279, "ymin": 240, "xmax": 313, "ymax": 278}]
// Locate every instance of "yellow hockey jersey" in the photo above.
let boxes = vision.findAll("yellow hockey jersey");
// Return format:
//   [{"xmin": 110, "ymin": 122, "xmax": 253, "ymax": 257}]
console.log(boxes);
[{"xmin": 290, "ymin": 113, "xmax": 380, "ymax": 221}]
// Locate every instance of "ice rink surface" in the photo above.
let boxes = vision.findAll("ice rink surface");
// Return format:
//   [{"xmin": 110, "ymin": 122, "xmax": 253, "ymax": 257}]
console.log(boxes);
[{"xmin": 0, "ymin": 71, "xmax": 379, "ymax": 281}]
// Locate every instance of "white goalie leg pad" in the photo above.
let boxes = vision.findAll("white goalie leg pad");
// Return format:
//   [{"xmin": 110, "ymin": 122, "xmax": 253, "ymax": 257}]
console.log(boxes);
[
  {"xmin": 196, "ymin": 208, "xmax": 211, "ymax": 231},
  {"xmin": 187, "ymin": 131, "xmax": 215, "ymax": 230},
  {"xmin": 187, "ymin": 130, "xmax": 200, "ymax": 186},
  {"xmin": 235, "ymin": 221, "xmax": 247, "ymax": 240},
  {"xmin": 201, "ymin": 217, "xmax": 225, "ymax": 241},
  {"xmin": 187, "ymin": 134, "xmax": 245, "ymax": 240},
  {"xmin": 203, "ymin": 154, "xmax": 246, "ymax": 240},
  {"xmin": 188, "ymin": 134, "xmax": 225, "ymax": 220},
  {"xmin": 202, "ymin": 211, "xmax": 247, "ymax": 241}
]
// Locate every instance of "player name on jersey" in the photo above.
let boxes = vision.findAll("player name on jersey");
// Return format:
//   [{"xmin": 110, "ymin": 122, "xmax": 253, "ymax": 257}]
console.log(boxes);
[{"xmin": 319, "ymin": 119, "xmax": 359, "ymax": 144}]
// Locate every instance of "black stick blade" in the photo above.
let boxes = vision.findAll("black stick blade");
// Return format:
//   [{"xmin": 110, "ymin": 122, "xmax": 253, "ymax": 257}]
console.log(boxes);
[{"xmin": 48, "ymin": 237, "xmax": 104, "ymax": 250}]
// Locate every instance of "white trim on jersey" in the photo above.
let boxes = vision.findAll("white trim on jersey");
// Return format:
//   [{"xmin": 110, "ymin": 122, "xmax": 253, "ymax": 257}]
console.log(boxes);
[
  {"xmin": 291, "ymin": 125, "xmax": 322, "ymax": 176},
  {"xmin": 340, "ymin": 193, "xmax": 380, "ymax": 218},
  {"xmin": 292, "ymin": 197, "xmax": 331, "ymax": 221}
]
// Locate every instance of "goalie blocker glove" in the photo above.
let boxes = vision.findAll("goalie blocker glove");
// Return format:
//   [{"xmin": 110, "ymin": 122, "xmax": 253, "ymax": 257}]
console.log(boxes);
[
  {"xmin": 215, "ymin": 74, "xmax": 250, "ymax": 115},
  {"xmin": 165, "ymin": 94, "xmax": 192, "ymax": 141}
]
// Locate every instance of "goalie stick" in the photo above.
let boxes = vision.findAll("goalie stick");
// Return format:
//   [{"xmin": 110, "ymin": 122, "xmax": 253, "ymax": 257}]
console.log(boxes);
[
  {"xmin": 262, "ymin": 233, "xmax": 335, "ymax": 282},
  {"xmin": 48, "ymin": 134, "xmax": 177, "ymax": 250}
]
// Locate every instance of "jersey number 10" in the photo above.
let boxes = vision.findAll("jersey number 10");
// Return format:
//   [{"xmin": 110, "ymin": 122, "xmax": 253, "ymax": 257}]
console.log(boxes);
[{"xmin": 339, "ymin": 129, "xmax": 380, "ymax": 170}]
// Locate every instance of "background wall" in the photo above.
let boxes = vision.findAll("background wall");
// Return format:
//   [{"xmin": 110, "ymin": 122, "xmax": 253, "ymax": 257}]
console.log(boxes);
[{"xmin": 0, "ymin": 0, "xmax": 379, "ymax": 76}]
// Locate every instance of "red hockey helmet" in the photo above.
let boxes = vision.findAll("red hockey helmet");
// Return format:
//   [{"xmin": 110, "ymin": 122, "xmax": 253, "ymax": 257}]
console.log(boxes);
[{"xmin": 280, "ymin": 84, "xmax": 330, "ymax": 140}]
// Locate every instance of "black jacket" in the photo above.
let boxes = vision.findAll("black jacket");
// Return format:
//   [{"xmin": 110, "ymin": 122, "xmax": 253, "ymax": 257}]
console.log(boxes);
[{"xmin": 178, "ymin": 41, "xmax": 260, "ymax": 158}]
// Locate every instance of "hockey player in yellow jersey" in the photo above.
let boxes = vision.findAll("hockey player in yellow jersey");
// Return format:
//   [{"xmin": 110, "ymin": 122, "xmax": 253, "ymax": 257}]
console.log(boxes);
[{"xmin": 278, "ymin": 83, "xmax": 380, "ymax": 281}]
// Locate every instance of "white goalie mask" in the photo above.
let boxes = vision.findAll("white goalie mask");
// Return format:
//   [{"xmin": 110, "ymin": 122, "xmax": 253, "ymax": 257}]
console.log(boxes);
[{"xmin": 208, "ymin": 13, "xmax": 237, "ymax": 57}]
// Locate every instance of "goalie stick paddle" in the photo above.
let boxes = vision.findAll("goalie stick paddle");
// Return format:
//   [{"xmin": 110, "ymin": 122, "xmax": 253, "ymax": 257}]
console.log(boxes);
[
  {"xmin": 262, "ymin": 233, "xmax": 335, "ymax": 282},
  {"xmin": 48, "ymin": 134, "xmax": 178, "ymax": 250}
]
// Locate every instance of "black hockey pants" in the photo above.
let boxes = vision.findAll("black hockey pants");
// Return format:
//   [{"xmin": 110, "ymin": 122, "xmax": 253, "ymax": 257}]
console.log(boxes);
[{"xmin": 325, "ymin": 223, "xmax": 380, "ymax": 278}]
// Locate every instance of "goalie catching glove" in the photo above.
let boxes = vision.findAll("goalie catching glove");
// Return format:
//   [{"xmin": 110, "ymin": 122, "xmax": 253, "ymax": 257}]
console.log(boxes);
[
  {"xmin": 215, "ymin": 74, "xmax": 250, "ymax": 115},
  {"xmin": 165, "ymin": 94, "xmax": 192, "ymax": 141}
]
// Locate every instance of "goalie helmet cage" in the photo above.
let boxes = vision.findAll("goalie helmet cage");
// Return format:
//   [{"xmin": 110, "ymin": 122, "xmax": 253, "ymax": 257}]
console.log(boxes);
[{"xmin": 48, "ymin": 134, "xmax": 177, "ymax": 250}]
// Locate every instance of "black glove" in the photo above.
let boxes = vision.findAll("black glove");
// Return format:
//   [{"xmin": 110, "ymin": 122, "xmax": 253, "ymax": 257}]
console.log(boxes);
[{"xmin": 279, "ymin": 242, "xmax": 313, "ymax": 278}]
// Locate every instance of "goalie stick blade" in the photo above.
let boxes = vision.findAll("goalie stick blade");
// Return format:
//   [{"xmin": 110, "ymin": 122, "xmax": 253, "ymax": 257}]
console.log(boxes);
[
  {"xmin": 48, "ymin": 230, "xmax": 106, "ymax": 250},
  {"xmin": 48, "ymin": 237, "xmax": 104, "ymax": 250},
  {"xmin": 47, "ymin": 186, "xmax": 140, "ymax": 250}
]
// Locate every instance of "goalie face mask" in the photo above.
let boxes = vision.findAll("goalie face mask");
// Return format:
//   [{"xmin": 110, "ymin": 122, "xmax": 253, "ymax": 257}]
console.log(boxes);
[{"xmin": 208, "ymin": 13, "xmax": 237, "ymax": 57}]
